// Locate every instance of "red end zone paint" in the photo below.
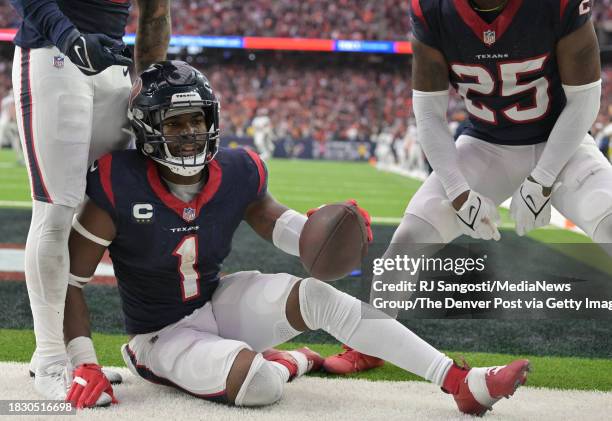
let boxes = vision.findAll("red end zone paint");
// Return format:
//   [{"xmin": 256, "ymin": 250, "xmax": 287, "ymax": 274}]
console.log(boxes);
[
  {"xmin": 0, "ymin": 244, "xmax": 117, "ymax": 285},
  {"xmin": 0, "ymin": 272, "xmax": 117, "ymax": 285}
]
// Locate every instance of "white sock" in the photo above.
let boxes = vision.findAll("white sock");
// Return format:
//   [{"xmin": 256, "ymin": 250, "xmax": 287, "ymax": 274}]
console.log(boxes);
[
  {"xmin": 25, "ymin": 202, "xmax": 74, "ymax": 358},
  {"xmin": 346, "ymin": 315, "xmax": 453, "ymax": 386},
  {"xmin": 287, "ymin": 351, "xmax": 309, "ymax": 377},
  {"xmin": 299, "ymin": 278, "xmax": 453, "ymax": 386}
]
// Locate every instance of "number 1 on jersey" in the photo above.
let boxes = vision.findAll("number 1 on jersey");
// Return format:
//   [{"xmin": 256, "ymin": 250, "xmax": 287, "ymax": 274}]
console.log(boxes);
[{"xmin": 173, "ymin": 235, "xmax": 201, "ymax": 301}]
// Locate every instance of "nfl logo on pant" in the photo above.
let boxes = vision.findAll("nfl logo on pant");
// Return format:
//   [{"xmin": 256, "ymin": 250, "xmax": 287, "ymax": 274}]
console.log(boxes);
[{"xmin": 53, "ymin": 55, "xmax": 64, "ymax": 69}]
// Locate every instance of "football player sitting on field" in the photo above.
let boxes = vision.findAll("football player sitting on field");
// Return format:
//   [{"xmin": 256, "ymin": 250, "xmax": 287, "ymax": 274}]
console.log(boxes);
[{"xmin": 62, "ymin": 61, "xmax": 529, "ymax": 415}]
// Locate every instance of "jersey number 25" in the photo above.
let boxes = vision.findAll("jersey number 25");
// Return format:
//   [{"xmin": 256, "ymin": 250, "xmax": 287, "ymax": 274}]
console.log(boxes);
[{"xmin": 451, "ymin": 55, "xmax": 550, "ymax": 124}]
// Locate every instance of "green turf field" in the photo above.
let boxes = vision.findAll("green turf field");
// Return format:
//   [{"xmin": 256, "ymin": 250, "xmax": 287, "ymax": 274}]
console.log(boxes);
[
  {"xmin": 0, "ymin": 148, "xmax": 592, "ymax": 240},
  {"xmin": 1, "ymin": 329, "xmax": 610, "ymax": 391},
  {"xmin": 1, "ymin": 147, "xmax": 610, "ymax": 393}
]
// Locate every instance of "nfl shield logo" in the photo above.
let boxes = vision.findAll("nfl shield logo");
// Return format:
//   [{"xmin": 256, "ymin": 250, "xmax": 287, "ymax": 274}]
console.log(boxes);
[
  {"xmin": 483, "ymin": 30, "xmax": 496, "ymax": 46},
  {"xmin": 183, "ymin": 207, "xmax": 196, "ymax": 222},
  {"xmin": 53, "ymin": 55, "xmax": 64, "ymax": 69}
]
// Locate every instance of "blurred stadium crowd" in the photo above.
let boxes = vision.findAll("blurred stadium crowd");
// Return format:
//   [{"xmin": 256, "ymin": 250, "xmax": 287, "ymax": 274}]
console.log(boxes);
[
  {"xmin": 1, "ymin": 1, "xmax": 611, "ymax": 41},
  {"xmin": 0, "ymin": 2, "xmax": 611, "ymax": 162},
  {"xmin": 127, "ymin": 0, "xmax": 411, "ymax": 41}
]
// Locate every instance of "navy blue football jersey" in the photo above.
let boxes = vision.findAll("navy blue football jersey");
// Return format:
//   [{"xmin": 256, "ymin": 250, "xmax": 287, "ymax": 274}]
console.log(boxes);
[
  {"xmin": 86, "ymin": 148, "xmax": 268, "ymax": 334},
  {"xmin": 12, "ymin": 0, "xmax": 131, "ymax": 49},
  {"xmin": 410, "ymin": 0, "xmax": 592, "ymax": 145}
]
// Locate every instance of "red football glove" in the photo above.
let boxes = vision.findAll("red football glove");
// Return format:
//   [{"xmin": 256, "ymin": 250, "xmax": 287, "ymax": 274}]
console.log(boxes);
[
  {"xmin": 66, "ymin": 364, "xmax": 117, "ymax": 408},
  {"xmin": 307, "ymin": 199, "xmax": 373, "ymax": 243}
]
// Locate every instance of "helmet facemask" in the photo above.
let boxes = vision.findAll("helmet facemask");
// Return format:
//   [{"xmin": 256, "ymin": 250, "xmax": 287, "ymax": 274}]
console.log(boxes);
[{"xmin": 132, "ymin": 99, "xmax": 220, "ymax": 177}]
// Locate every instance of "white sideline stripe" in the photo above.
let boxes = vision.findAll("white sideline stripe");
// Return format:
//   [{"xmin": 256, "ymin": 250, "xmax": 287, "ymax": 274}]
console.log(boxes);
[
  {"xmin": 1, "ymin": 362, "xmax": 610, "ymax": 420},
  {"xmin": 0, "ymin": 200, "xmax": 32, "ymax": 208},
  {"xmin": 0, "ymin": 248, "xmax": 115, "ymax": 277}
]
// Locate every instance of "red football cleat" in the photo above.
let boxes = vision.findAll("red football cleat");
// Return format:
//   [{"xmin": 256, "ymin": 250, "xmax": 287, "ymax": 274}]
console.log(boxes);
[
  {"xmin": 262, "ymin": 347, "xmax": 323, "ymax": 380},
  {"xmin": 322, "ymin": 345, "xmax": 384, "ymax": 374},
  {"xmin": 442, "ymin": 358, "xmax": 530, "ymax": 416}
]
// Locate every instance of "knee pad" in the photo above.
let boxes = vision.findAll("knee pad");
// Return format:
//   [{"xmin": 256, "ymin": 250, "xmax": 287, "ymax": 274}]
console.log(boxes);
[
  {"xmin": 298, "ymin": 278, "xmax": 361, "ymax": 343},
  {"xmin": 593, "ymin": 213, "xmax": 612, "ymax": 245},
  {"xmin": 234, "ymin": 354, "xmax": 284, "ymax": 407}
]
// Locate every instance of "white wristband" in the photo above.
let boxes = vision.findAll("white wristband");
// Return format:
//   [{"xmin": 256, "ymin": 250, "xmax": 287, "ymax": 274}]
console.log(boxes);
[
  {"xmin": 66, "ymin": 336, "xmax": 98, "ymax": 366},
  {"xmin": 68, "ymin": 273, "xmax": 93, "ymax": 289},
  {"xmin": 272, "ymin": 209, "xmax": 308, "ymax": 257},
  {"xmin": 72, "ymin": 218, "xmax": 111, "ymax": 247}
]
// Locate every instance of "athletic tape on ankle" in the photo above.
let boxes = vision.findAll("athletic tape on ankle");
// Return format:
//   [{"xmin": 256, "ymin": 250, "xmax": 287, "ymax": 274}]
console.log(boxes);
[
  {"xmin": 66, "ymin": 336, "xmax": 98, "ymax": 366},
  {"xmin": 72, "ymin": 219, "xmax": 111, "ymax": 247}
]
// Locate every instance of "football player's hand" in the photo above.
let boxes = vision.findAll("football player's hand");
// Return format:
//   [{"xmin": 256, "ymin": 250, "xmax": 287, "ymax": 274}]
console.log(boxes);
[
  {"xmin": 66, "ymin": 364, "xmax": 117, "ymax": 408},
  {"xmin": 510, "ymin": 176, "xmax": 558, "ymax": 236},
  {"xmin": 448, "ymin": 190, "xmax": 501, "ymax": 241},
  {"xmin": 61, "ymin": 29, "xmax": 133, "ymax": 76},
  {"xmin": 307, "ymin": 199, "xmax": 373, "ymax": 243}
]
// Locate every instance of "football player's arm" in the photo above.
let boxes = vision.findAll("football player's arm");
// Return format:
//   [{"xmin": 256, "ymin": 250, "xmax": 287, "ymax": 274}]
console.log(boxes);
[
  {"xmin": 14, "ymin": 0, "xmax": 77, "ymax": 50},
  {"xmin": 411, "ymin": 39, "xmax": 470, "ymax": 209},
  {"xmin": 530, "ymin": 20, "xmax": 601, "ymax": 187},
  {"xmin": 64, "ymin": 199, "xmax": 116, "ymax": 348},
  {"xmin": 135, "ymin": 0, "xmax": 171, "ymax": 74},
  {"xmin": 244, "ymin": 192, "xmax": 307, "ymax": 256}
]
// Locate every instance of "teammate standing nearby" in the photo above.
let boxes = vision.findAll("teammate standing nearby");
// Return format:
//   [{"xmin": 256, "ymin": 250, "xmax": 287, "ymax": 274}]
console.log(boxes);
[
  {"xmin": 325, "ymin": 0, "xmax": 609, "ymax": 376},
  {"xmin": 10, "ymin": 0, "xmax": 172, "ymax": 403},
  {"xmin": 252, "ymin": 108, "xmax": 275, "ymax": 160},
  {"xmin": 62, "ymin": 61, "xmax": 529, "ymax": 415}
]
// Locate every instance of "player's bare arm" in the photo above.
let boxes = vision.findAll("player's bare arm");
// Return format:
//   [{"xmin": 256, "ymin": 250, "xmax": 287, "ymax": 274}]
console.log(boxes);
[
  {"xmin": 135, "ymin": 0, "xmax": 171, "ymax": 73},
  {"xmin": 412, "ymin": 39, "xmax": 450, "ymax": 93},
  {"xmin": 62, "ymin": 199, "xmax": 118, "ymax": 407},
  {"xmin": 244, "ymin": 192, "xmax": 291, "ymax": 242},
  {"xmin": 557, "ymin": 20, "xmax": 601, "ymax": 86},
  {"xmin": 64, "ymin": 199, "xmax": 116, "ymax": 341}
]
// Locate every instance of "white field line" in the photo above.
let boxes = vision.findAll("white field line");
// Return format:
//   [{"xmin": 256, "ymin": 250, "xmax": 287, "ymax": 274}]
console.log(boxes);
[
  {"xmin": 1, "ymin": 362, "xmax": 610, "ymax": 421},
  {"xmin": 0, "ymin": 200, "xmax": 31, "ymax": 208}
]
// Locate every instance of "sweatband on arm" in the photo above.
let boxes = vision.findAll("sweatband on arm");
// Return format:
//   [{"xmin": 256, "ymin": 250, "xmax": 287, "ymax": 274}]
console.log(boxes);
[
  {"xmin": 413, "ymin": 90, "xmax": 470, "ymax": 201},
  {"xmin": 531, "ymin": 80, "xmax": 602, "ymax": 187},
  {"xmin": 72, "ymin": 218, "xmax": 112, "ymax": 247},
  {"xmin": 68, "ymin": 273, "xmax": 93, "ymax": 289},
  {"xmin": 272, "ymin": 209, "xmax": 307, "ymax": 257}
]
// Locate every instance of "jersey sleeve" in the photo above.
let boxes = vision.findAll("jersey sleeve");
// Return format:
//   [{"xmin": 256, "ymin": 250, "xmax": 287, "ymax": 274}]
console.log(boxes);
[
  {"xmin": 559, "ymin": 0, "xmax": 592, "ymax": 38},
  {"xmin": 410, "ymin": 0, "xmax": 440, "ymax": 49},
  {"xmin": 12, "ymin": 0, "xmax": 77, "ymax": 50},
  {"xmin": 85, "ymin": 153, "xmax": 117, "ymax": 221},
  {"xmin": 242, "ymin": 148, "xmax": 269, "ymax": 202}
]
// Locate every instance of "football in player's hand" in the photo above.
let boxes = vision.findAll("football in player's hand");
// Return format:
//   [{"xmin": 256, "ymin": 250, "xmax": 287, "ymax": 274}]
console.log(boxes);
[{"xmin": 299, "ymin": 203, "xmax": 369, "ymax": 281}]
